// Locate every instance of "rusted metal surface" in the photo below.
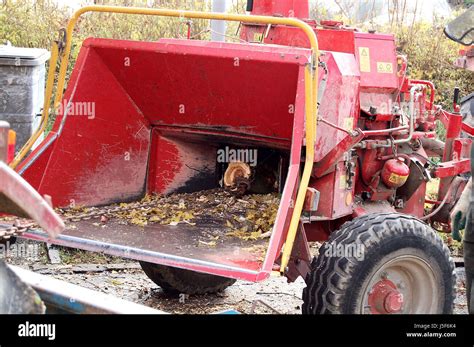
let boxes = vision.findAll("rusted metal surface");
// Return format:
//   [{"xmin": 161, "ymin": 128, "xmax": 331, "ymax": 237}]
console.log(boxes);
[{"xmin": 284, "ymin": 226, "xmax": 312, "ymax": 282}]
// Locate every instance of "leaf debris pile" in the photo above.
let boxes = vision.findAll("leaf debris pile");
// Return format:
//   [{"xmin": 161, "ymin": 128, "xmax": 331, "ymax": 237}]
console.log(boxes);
[{"xmin": 60, "ymin": 189, "xmax": 281, "ymax": 241}]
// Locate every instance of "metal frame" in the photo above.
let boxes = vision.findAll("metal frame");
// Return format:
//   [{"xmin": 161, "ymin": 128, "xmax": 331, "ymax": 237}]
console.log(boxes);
[{"xmin": 0, "ymin": 161, "xmax": 64, "ymax": 238}]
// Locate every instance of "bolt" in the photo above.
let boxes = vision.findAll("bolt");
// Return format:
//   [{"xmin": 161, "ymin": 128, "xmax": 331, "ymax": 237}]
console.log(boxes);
[
  {"xmin": 397, "ymin": 282, "xmax": 406, "ymax": 290},
  {"xmin": 384, "ymin": 292, "xmax": 404, "ymax": 313},
  {"xmin": 381, "ymin": 272, "xmax": 388, "ymax": 279}
]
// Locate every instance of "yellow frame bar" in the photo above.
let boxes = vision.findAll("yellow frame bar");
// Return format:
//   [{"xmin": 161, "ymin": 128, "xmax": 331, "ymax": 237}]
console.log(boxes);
[
  {"xmin": 10, "ymin": 42, "xmax": 59, "ymax": 169},
  {"xmin": 11, "ymin": 5, "xmax": 319, "ymax": 274}
]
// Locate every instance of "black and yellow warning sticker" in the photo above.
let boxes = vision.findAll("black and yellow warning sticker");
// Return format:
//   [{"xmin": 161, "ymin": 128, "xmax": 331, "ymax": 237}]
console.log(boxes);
[
  {"xmin": 358, "ymin": 47, "xmax": 371, "ymax": 73},
  {"xmin": 377, "ymin": 62, "xmax": 394, "ymax": 74}
]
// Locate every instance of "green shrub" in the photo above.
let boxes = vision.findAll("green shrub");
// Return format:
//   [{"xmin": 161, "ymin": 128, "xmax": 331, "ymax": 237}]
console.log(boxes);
[
  {"xmin": 390, "ymin": 20, "xmax": 473, "ymax": 109},
  {"xmin": 1, "ymin": 0, "xmax": 212, "ymax": 64}
]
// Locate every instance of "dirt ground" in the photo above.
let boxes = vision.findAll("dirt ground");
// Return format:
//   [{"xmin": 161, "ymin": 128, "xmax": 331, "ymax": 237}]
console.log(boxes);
[{"xmin": 3, "ymin": 239, "xmax": 469, "ymax": 314}]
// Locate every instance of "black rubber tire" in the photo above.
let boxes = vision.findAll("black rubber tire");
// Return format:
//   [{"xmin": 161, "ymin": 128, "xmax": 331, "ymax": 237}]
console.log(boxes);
[
  {"xmin": 139, "ymin": 261, "xmax": 236, "ymax": 295},
  {"xmin": 302, "ymin": 213, "xmax": 456, "ymax": 314}
]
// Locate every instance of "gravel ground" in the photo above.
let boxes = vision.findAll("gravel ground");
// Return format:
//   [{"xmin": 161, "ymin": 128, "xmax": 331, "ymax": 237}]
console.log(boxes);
[
  {"xmin": 2, "ymin": 239, "xmax": 469, "ymax": 314},
  {"xmin": 454, "ymin": 267, "xmax": 468, "ymax": 314},
  {"xmin": 39, "ymin": 266, "xmax": 307, "ymax": 314}
]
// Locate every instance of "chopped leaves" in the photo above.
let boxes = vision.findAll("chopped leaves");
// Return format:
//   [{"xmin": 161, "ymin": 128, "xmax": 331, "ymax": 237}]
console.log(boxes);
[{"xmin": 61, "ymin": 189, "xmax": 281, "ymax": 242}]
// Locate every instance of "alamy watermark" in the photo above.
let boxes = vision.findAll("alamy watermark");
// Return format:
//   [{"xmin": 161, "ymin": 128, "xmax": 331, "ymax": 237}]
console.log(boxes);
[
  {"xmin": 324, "ymin": 242, "xmax": 365, "ymax": 260},
  {"xmin": 217, "ymin": 146, "xmax": 258, "ymax": 167},
  {"xmin": 0, "ymin": 241, "xmax": 40, "ymax": 260},
  {"xmin": 376, "ymin": 100, "xmax": 430, "ymax": 117},
  {"xmin": 18, "ymin": 321, "xmax": 55, "ymax": 341},
  {"xmin": 56, "ymin": 100, "xmax": 96, "ymax": 119}
]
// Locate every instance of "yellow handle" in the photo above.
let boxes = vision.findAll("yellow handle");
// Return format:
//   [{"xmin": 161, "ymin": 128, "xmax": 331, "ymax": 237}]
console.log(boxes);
[
  {"xmin": 11, "ymin": 5, "xmax": 319, "ymax": 273},
  {"xmin": 10, "ymin": 42, "xmax": 59, "ymax": 169}
]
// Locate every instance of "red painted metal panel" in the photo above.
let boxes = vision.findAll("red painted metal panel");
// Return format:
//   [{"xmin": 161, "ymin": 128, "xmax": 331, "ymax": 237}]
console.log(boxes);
[
  {"xmin": 21, "ymin": 228, "xmax": 264, "ymax": 282},
  {"xmin": 20, "ymin": 38, "xmax": 311, "ymax": 208},
  {"xmin": 239, "ymin": 24, "xmax": 398, "ymax": 134},
  {"xmin": 354, "ymin": 32, "xmax": 399, "ymax": 113},
  {"xmin": 315, "ymin": 52, "xmax": 360, "ymax": 163},
  {"xmin": 20, "ymin": 44, "xmax": 151, "ymax": 207},
  {"xmin": 399, "ymin": 182, "xmax": 427, "ymax": 217},
  {"xmin": 93, "ymin": 38, "xmax": 303, "ymax": 142},
  {"xmin": 354, "ymin": 32, "xmax": 398, "ymax": 90},
  {"xmin": 263, "ymin": 66, "xmax": 306, "ymax": 272},
  {"xmin": 16, "ymin": 37, "xmax": 309, "ymax": 282},
  {"xmin": 157, "ymin": 38, "xmax": 311, "ymax": 63},
  {"xmin": 462, "ymin": 121, "xmax": 474, "ymax": 136},
  {"xmin": 435, "ymin": 159, "xmax": 471, "ymax": 178},
  {"xmin": 453, "ymin": 138, "xmax": 472, "ymax": 160},
  {"xmin": 147, "ymin": 131, "xmax": 217, "ymax": 195},
  {"xmin": 309, "ymin": 173, "xmax": 335, "ymax": 218},
  {"xmin": 310, "ymin": 160, "xmax": 354, "ymax": 220},
  {"xmin": 250, "ymin": 0, "xmax": 310, "ymax": 18},
  {"xmin": 241, "ymin": 25, "xmax": 355, "ymax": 54},
  {"xmin": 313, "ymin": 130, "xmax": 364, "ymax": 178}
]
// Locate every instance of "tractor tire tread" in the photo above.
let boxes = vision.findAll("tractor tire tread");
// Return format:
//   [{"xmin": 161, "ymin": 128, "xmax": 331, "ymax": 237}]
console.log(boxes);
[{"xmin": 302, "ymin": 213, "xmax": 456, "ymax": 314}]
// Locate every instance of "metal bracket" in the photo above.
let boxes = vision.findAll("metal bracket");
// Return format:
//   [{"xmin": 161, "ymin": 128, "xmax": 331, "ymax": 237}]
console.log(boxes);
[{"xmin": 284, "ymin": 225, "xmax": 312, "ymax": 282}]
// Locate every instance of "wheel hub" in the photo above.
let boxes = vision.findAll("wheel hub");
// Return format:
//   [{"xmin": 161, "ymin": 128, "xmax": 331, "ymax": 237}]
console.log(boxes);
[{"xmin": 368, "ymin": 279, "xmax": 404, "ymax": 314}]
